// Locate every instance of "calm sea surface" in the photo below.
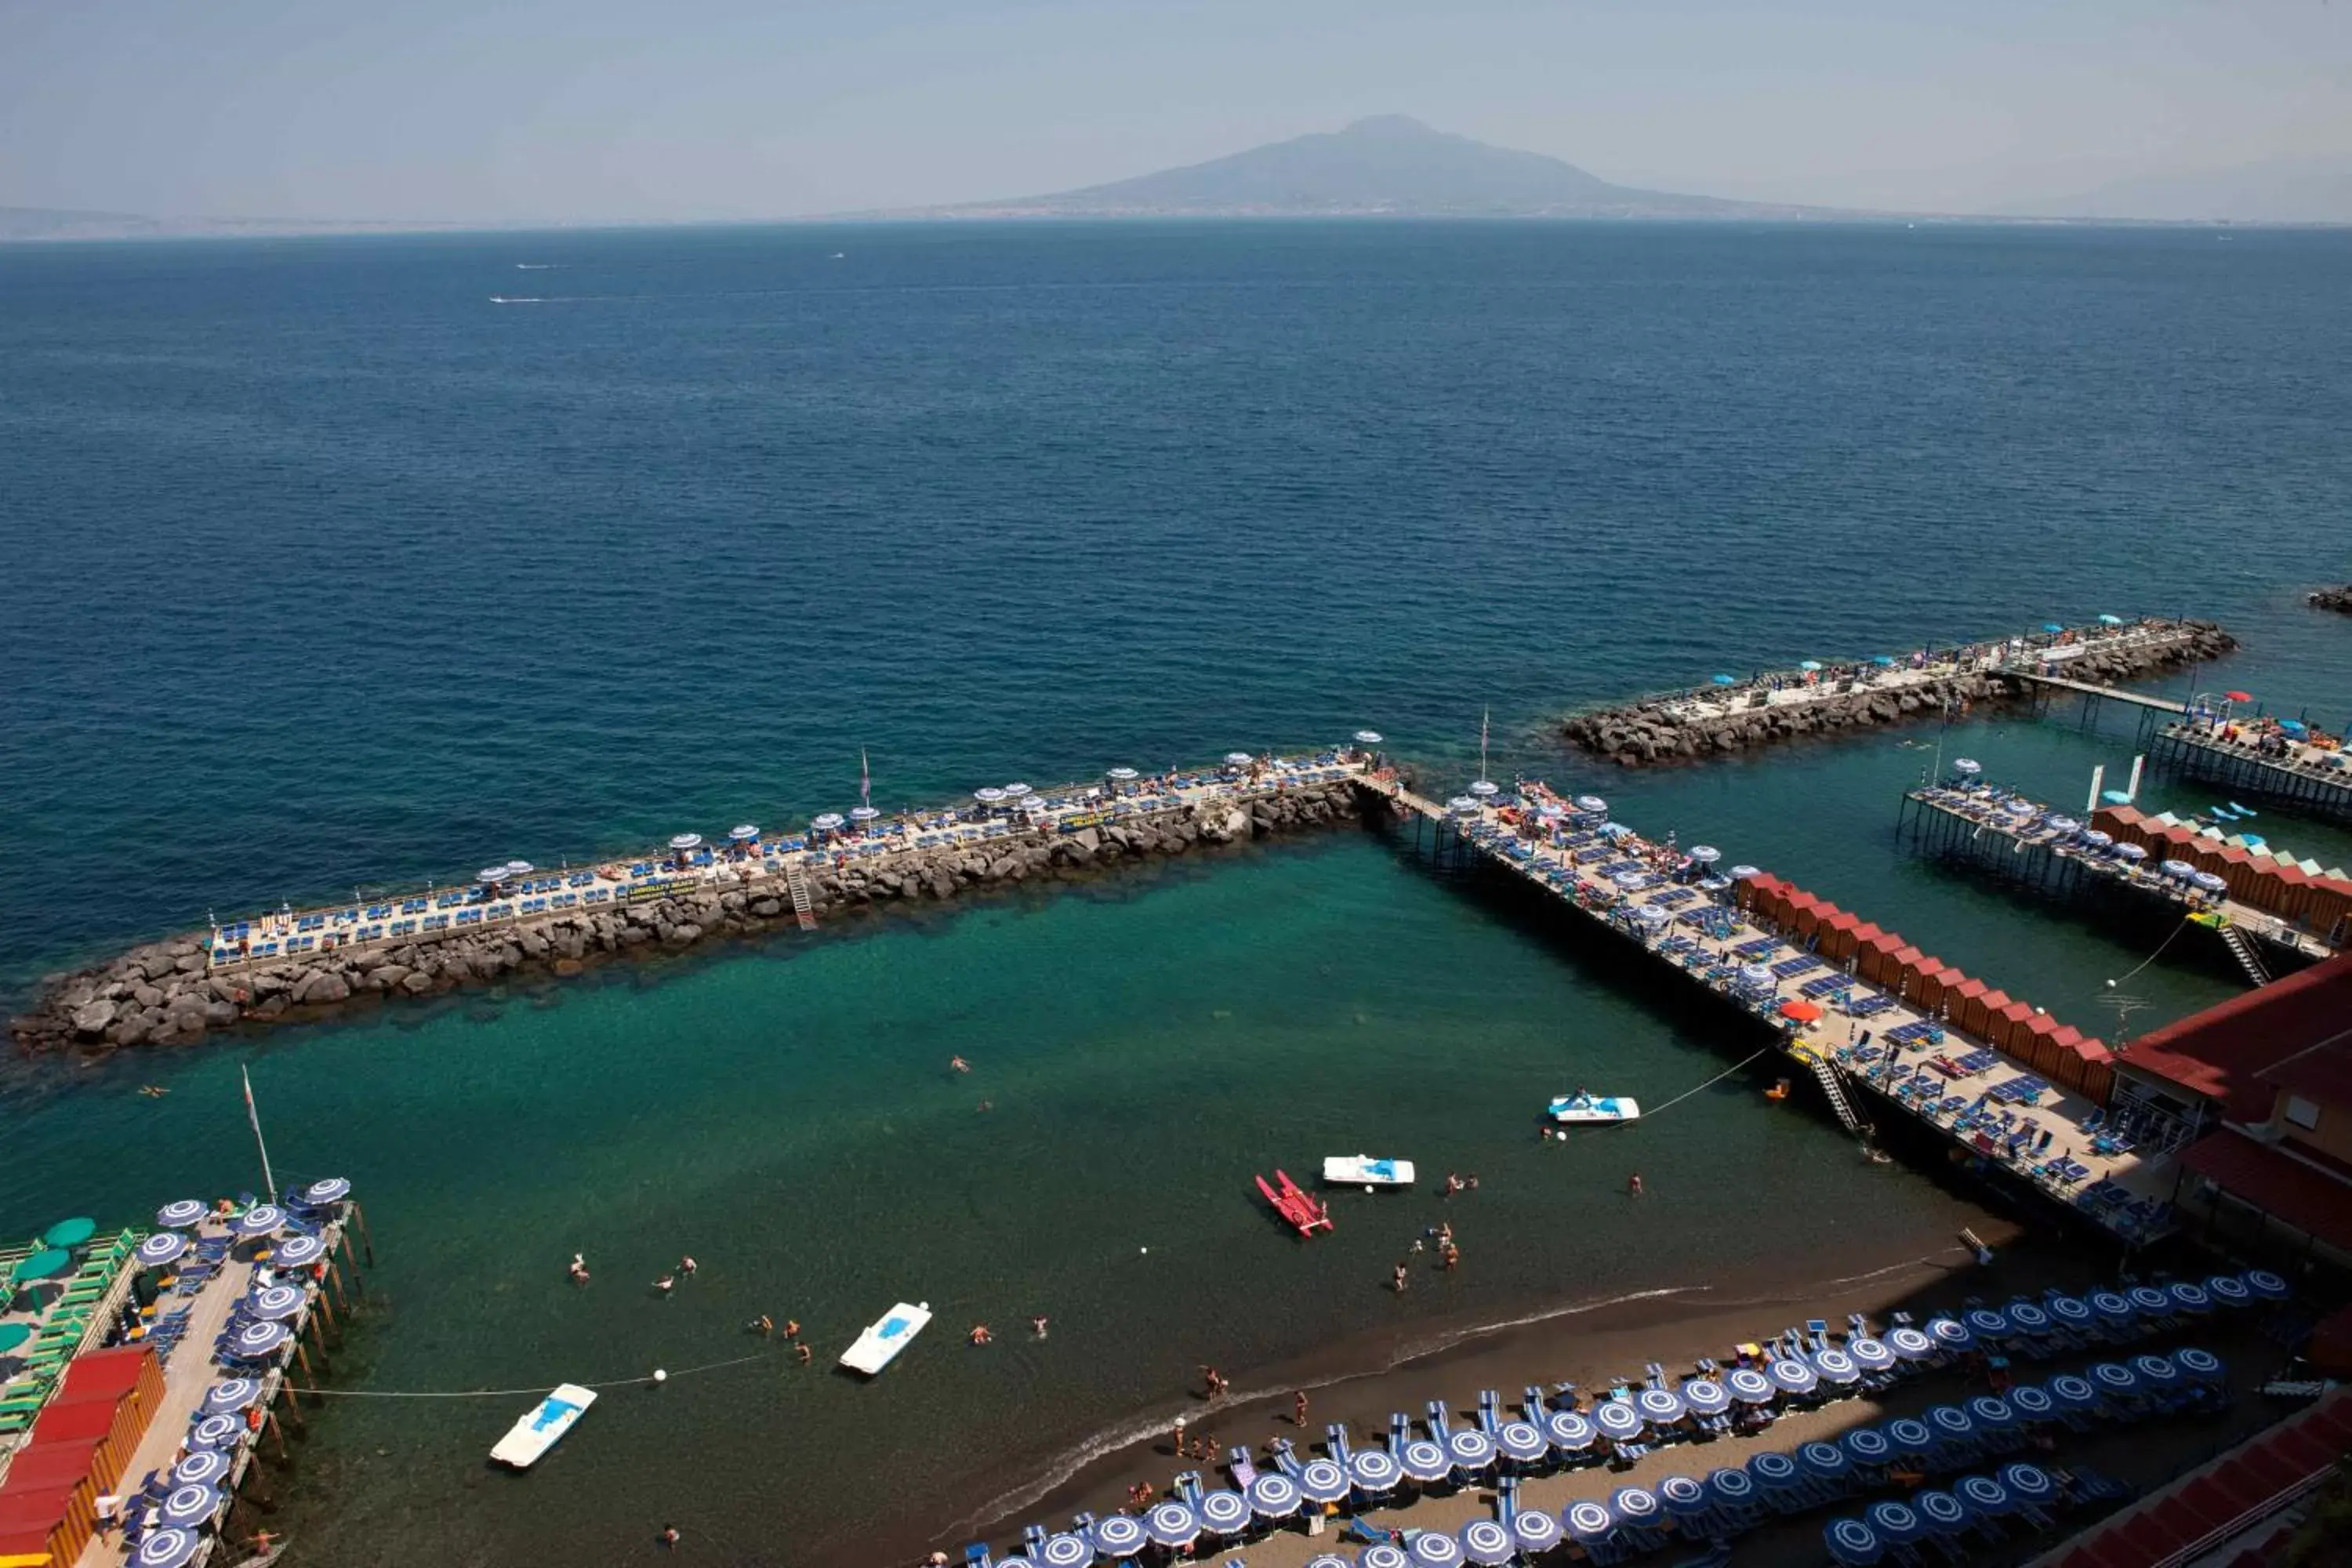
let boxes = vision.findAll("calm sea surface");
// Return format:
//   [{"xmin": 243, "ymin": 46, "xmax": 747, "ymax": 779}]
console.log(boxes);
[{"xmin": 2, "ymin": 223, "xmax": 2348, "ymax": 1565}]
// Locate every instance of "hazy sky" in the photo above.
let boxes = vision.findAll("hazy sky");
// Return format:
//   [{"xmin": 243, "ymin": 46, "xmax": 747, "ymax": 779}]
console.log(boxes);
[{"xmin": 4, "ymin": 0, "xmax": 2349, "ymax": 220}]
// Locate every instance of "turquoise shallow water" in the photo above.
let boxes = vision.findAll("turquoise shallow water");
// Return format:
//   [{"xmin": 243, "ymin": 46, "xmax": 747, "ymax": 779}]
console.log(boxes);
[{"xmin": 1, "ymin": 221, "xmax": 2348, "ymax": 1564}]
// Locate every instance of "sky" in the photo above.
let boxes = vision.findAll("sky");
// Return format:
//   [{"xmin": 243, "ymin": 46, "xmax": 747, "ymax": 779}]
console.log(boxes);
[{"xmin": 3, "ymin": 0, "xmax": 2350, "ymax": 222}]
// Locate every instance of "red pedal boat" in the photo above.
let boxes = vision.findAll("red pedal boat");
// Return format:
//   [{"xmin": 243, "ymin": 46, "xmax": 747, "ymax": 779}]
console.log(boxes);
[{"xmin": 1255, "ymin": 1169, "xmax": 1334, "ymax": 1237}]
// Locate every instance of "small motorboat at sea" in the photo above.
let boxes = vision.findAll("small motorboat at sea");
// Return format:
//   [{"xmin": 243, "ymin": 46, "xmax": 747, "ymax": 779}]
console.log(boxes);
[
  {"xmin": 1549, "ymin": 1091, "xmax": 1640, "ymax": 1125},
  {"xmin": 489, "ymin": 1383, "xmax": 596, "ymax": 1468},
  {"xmin": 1255, "ymin": 1170, "xmax": 1334, "ymax": 1236},
  {"xmin": 840, "ymin": 1301, "xmax": 932, "ymax": 1375},
  {"xmin": 1321, "ymin": 1155, "xmax": 1416, "ymax": 1189}
]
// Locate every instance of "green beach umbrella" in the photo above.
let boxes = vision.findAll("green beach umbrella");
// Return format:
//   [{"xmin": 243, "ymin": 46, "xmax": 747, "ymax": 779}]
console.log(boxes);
[
  {"xmin": 9, "ymin": 1248, "xmax": 71, "ymax": 1285},
  {"xmin": 42, "ymin": 1216, "xmax": 96, "ymax": 1248},
  {"xmin": 0, "ymin": 1321, "xmax": 31, "ymax": 1353}
]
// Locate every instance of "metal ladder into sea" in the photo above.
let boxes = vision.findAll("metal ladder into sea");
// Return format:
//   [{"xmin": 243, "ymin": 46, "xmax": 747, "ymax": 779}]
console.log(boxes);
[
  {"xmin": 2219, "ymin": 922, "xmax": 2272, "ymax": 988},
  {"xmin": 785, "ymin": 860, "xmax": 818, "ymax": 931},
  {"xmin": 1806, "ymin": 1054, "xmax": 1867, "ymax": 1137}
]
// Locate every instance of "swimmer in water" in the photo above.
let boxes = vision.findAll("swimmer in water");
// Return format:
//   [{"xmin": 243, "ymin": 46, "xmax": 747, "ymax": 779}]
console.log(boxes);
[{"xmin": 949, "ymin": 1055, "xmax": 971, "ymax": 1073}]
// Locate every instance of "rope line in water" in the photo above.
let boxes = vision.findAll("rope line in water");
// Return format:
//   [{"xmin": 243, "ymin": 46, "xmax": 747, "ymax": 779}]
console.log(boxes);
[
  {"xmin": 2104, "ymin": 915, "xmax": 2194, "ymax": 993},
  {"xmin": 1596, "ymin": 1046, "xmax": 1774, "ymax": 1127},
  {"xmin": 297, "ymin": 1352, "xmax": 774, "ymax": 1398}
]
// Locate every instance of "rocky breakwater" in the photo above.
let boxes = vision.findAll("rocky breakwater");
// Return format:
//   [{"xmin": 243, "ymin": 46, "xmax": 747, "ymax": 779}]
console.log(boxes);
[
  {"xmin": 2310, "ymin": 584, "xmax": 2352, "ymax": 615},
  {"xmin": 11, "ymin": 781, "xmax": 1366, "ymax": 1056},
  {"xmin": 1562, "ymin": 621, "xmax": 2238, "ymax": 767}
]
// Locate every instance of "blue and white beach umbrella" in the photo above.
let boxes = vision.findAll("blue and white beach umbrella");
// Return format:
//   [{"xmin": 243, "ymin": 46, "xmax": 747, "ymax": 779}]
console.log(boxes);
[
  {"xmin": 186, "ymin": 1414, "xmax": 243, "ymax": 1449},
  {"xmin": 2089, "ymin": 1362, "xmax": 2139, "ymax": 1396},
  {"xmin": 1964, "ymin": 1307, "xmax": 2009, "ymax": 1339},
  {"xmin": 2048, "ymin": 1374, "xmax": 2097, "ymax": 1410},
  {"xmin": 1886, "ymin": 1327, "xmax": 1936, "ymax": 1361},
  {"xmin": 1811, "ymin": 1348, "xmax": 1860, "ymax": 1385},
  {"xmin": 1846, "ymin": 1338, "xmax": 1896, "ymax": 1373},
  {"xmin": 2133, "ymin": 1353, "xmax": 2180, "ymax": 1385},
  {"xmin": 2129, "ymin": 1285, "xmax": 2172, "ymax": 1315},
  {"xmin": 1359, "ymin": 1544, "xmax": 1410, "ymax": 1568},
  {"xmin": 999, "ymin": 1555, "xmax": 1036, "ymax": 1568},
  {"xmin": 1798, "ymin": 1441, "xmax": 1850, "ymax": 1479},
  {"xmin": 1925, "ymin": 1316, "xmax": 1972, "ymax": 1348},
  {"xmin": 1726, "ymin": 1367, "xmax": 1777, "ymax": 1405},
  {"xmin": 669, "ymin": 834, "xmax": 703, "ymax": 852},
  {"xmin": 2005, "ymin": 1301, "xmax": 2053, "ymax": 1335},
  {"xmin": 137, "ymin": 1231, "xmax": 190, "ymax": 1268},
  {"xmin": 158, "ymin": 1483, "xmax": 221, "ymax": 1528},
  {"xmin": 1767, "ymin": 1356, "xmax": 1818, "ymax": 1396},
  {"xmin": 1574, "ymin": 797, "xmax": 1607, "ymax": 815},
  {"xmin": 1247, "ymin": 1473, "xmax": 1302, "ymax": 1518},
  {"xmin": 2206, "ymin": 1273, "xmax": 2252, "ymax": 1307},
  {"xmin": 1636, "ymin": 1385, "xmax": 1687, "ymax": 1425},
  {"xmin": 272, "ymin": 1233, "xmax": 327, "ymax": 1269},
  {"xmin": 2001, "ymin": 1463, "xmax": 2055, "ymax": 1503},
  {"xmin": 1445, "ymin": 1427, "xmax": 1496, "ymax": 1474},
  {"xmin": 232, "ymin": 1204, "xmax": 286, "ymax": 1237},
  {"xmin": 1446, "ymin": 797, "xmax": 1483, "ymax": 815},
  {"xmin": 1842, "ymin": 1426, "xmax": 1893, "ymax": 1466},
  {"xmin": 1682, "ymin": 1377, "xmax": 1731, "ymax": 1416},
  {"xmin": 1145, "ymin": 1501, "xmax": 1201, "ymax": 1549},
  {"xmin": 1298, "ymin": 1459, "xmax": 1351, "ymax": 1504},
  {"xmin": 134, "ymin": 1527, "xmax": 201, "ymax": 1568},
  {"xmin": 1705, "ymin": 1467, "xmax": 1755, "ymax": 1509},
  {"xmin": 1914, "ymin": 1490, "xmax": 1967, "ymax": 1534},
  {"xmin": 1866, "ymin": 1499, "xmax": 1924, "ymax": 1543},
  {"xmin": 1494, "ymin": 1419, "xmax": 1548, "ymax": 1464},
  {"xmin": 812, "ymin": 813, "xmax": 848, "ymax": 831},
  {"xmin": 203, "ymin": 1377, "xmax": 261, "ymax": 1413},
  {"xmin": 1352, "ymin": 732, "xmax": 1384, "ymax": 746},
  {"xmin": 156, "ymin": 1200, "xmax": 207, "ymax": 1229},
  {"xmin": 2169, "ymin": 1281, "xmax": 2212, "ymax": 1314},
  {"xmin": 171, "ymin": 1449, "xmax": 230, "ymax": 1488},
  {"xmin": 249, "ymin": 1283, "xmax": 305, "ymax": 1319},
  {"xmin": 1593, "ymin": 1399, "xmax": 1646, "ymax": 1443},
  {"xmin": 1196, "ymin": 1491, "xmax": 1250, "ymax": 1536},
  {"xmin": 2090, "ymin": 1290, "xmax": 2134, "ymax": 1321},
  {"xmin": 1407, "ymin": 1526, "xmax": 1463, "ymax": 1568},
  {"xmin": 1925, "ymin": 1404, "xmax": 1974, "ymax": 1440},
  {"xmin": 729, "ymin": 825, "xmax": 760, "ymax": 843},
  {"xmin": 1543, "ymin": 1410, "xmax": 1596, "ymax": 1452},
  {"xmin": 1458, "ymin": 1519, "xmax": 1515, "ymax": 1566},
  {"xmin": 1958, "ymin": 1475, "xmax": 2012, "ymax": 1515},
  {"xmin": 227, "ymin": 1319, "xmax": 290, "ymax": 1359},
  {"xmin": 1883, "ymin": 1417, "xmax": 1934, "ymax": 1454},
  {"xmin": 1563, "ymin": 1500, "xmax": 1617, "ymax": 1545},
  {"xmin": 1657, "ymin": 1475, "xmax": 1710, "ymax": 1520},
  {"xmin": 1399, "ymin": 1439, "xmax": 1450, "ymax": 1483},
  {"xmin": 1748, "ymin": 1450, "xmax": 1802, "ymax": 1490},
  {"xmin": 1089, "ymin": 1514, "xmax": 1147, "ymax": 1559},
  {"xmin": 1610, "ymin": 1486, "xmax": 1661, "ymax": 1526},
  {"xmin": 2045, "ymin": 1294, "xmax": 2092, "ymax": 1328},
  {"xmin": 1824, "ymin": 1518, "xmax": 1882, "ymax": 1567},
  {"xmin": 1348, "ymin": 1448, "xmax": 1402, "ymax": 1493},
  {"xmin": 2007, "ymin": 1384, "xmax": 2056, "ymax": 1422},
  {"xmin": 1967, "ymin": 1396, "xmax": 2016, "ymax": 1429},
  {"xmin": 2245, "ymin": 1269, "xmax": 2291, "ymax": 1301},
  {"xmin": 1039, "ymin": 1532, "xmax": 1094, "ymax": 1568},
  {"xmin": 2175, "ymin": 1347, "xmax": 2225, "ymax": 1382},
  {"xmin": 1510, "ymin": 1501, "xmax": 1563, "ymax": 1554}
]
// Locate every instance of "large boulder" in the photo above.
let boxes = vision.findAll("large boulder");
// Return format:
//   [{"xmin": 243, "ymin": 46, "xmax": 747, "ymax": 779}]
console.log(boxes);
[
  {"xmin": 300, "ymin": 972, "xmax": 352, "ymax": 1005},
  {"xmin": 72, "ymin": 1000, "xmax": 118, "ymax": 1036},
  {"xmin": 663, "ymin": 923, "xmax": 702, "ymax": 946}
]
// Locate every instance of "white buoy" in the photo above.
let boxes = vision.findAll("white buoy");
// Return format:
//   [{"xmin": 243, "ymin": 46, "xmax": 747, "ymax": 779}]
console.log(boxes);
[
  {"xmin": 652, "ymin": 1369, "xmax": 667, "ymax": 1385},
  {"xmin": 1139, "ymin": 1247, "xmax": 1149, "ymax": 1255}
]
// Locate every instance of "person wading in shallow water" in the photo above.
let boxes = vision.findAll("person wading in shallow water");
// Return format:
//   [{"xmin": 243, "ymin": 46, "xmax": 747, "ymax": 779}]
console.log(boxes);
[{"xmin": 1294, "ymin": 1390, "xmax": 1309, "ymax": 1427}]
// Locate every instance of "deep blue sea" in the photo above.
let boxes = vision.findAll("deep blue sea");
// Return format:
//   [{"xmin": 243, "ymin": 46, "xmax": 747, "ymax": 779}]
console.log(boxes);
[{"xmin": 2, "ymin": 222, "xmax": 2348, "ymax": 1566}]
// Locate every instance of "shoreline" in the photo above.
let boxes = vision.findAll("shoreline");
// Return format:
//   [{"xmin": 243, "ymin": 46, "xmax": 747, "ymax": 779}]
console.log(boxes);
[{"xmin": 871, "ymin": 1219, "xmax": 2028, "ymax": 1568}]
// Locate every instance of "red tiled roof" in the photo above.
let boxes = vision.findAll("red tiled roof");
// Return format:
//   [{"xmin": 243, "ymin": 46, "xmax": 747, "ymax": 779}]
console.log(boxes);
[
  {"xmin": 2118, "ymin": 951, "xmax": 2352, "ymax": 1119},
  {"xmin": 2259, "ymin": 1036, "xmax": 2352, "ymax": 1110},
  {"xmin": 2179, "ymin": 1130, "xmax": 2352, "ymax": 1252}
]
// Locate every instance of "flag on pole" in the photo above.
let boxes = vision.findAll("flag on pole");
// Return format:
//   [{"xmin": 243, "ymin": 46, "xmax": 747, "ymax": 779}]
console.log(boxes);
[
  {"xmin": 859, "ymin": 749, "xmax": 872, "ymax": 811},
  {"xmin": 242, "ymin": 1065, "xmax": 278, "ymax": 1198},
  {"xmin": 1480, "ymin": 708, "xmax": 1490, "ymax": 780}
]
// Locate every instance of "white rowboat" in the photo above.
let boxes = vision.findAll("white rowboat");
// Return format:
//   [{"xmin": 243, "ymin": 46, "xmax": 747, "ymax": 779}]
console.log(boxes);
[
  {"xmin": 489, "ymin": 1383, "xmax": 596, "ymax": 1468},
  {"xmin": 1321, "ymin": 1156, "xmax": 1415, "ymax": 1189},
  {"xmin": 1549, "ymin": 1092, "xmax": 1640, "ymax": 1125},
  {"xmin": 840, "ymin": 1301, "xmax": 932, "ymax": 1375}
]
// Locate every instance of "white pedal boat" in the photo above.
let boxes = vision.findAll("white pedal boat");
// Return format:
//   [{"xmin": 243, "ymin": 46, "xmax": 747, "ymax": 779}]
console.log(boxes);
[
  {"xmin": 840, "ymin": 1301, "xmax": 931, "ymax": 1375},
  {"xmin": 1550, "ymin": 1092, "xmax": 1640, "ymax": 1125},
  {"xmin": 1322, "ymin": 1155, "xmax": 1415, "ymax": 1189},
  {"xmin": 490, "ymin": 1383, "xmax": 596, "ymax": 1468}
]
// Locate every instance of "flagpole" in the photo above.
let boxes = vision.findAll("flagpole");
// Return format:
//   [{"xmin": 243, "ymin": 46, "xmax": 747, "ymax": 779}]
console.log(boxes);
[
  {"xmin": 1480, "ymin": 708, "xmax": 1490, "ymax": 782},
  {"xmin": 242, "ymin": 1065, "xmax": 278, "ymax": 1198}
]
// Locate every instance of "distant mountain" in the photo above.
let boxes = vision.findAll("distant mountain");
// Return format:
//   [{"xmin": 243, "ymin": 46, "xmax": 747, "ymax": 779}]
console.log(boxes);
[
  {"xmin": 906, "ymin": 115, "xmax": 1840, "ymax": 220},
  {"xmin": 2013, "ymin": 156, "xmax": 2352, "ymax": 224},
  {"xmin": 0, "ymin": 206, "xmax": 170, "ymax": 241}
]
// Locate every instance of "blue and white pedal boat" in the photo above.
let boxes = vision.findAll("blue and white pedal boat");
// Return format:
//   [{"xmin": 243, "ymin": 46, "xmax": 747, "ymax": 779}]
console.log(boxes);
[
  {"xmin": 1549, "ymin": 1092, "xmax": 1640, "ymax": 1126},
  {"xmin": 1322, "ymin": 1156, "xmax": 1415, "ymax": 1189},
  {"xmin": 840, "ymin": 1301, "xmax": 931, "ymax": 1375},
  {"xmin": 490, "ymin": 1383, "xmax": 596, "ymax": 1468}
]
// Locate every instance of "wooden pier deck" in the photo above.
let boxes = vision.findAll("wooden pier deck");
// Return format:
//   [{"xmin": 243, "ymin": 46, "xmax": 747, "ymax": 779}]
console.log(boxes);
[
  {"xmin": 1360, "ymin": 777, "xmax": 2174, "ymax": 1243},
  {"xmin": 2145, "ymin": 719, "xmax": 2352, "ymax": 825},
  {"xmin": 2004, "ymin": 670, "xmax": 2189, "ymax": 714}
]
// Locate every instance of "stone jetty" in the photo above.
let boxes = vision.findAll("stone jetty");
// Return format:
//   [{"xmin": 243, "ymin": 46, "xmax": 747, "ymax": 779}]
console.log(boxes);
[
  {"xmin": 2310, "ymin": 584, "xmax": 2352, "ymax": 615},
  {"xmin": 12, "ymin": 760, "xmax": 1370, "ymax": 1055},
  {"xmin": 1561, "ymin": 617, "xmax": 2236, "ymax": 767}
]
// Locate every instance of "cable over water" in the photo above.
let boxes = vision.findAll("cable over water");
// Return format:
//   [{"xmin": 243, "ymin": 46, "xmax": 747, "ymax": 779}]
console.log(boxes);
[{"xmin": 297, "ymin": 1352, "xmax": 773, "ymax": 1398}]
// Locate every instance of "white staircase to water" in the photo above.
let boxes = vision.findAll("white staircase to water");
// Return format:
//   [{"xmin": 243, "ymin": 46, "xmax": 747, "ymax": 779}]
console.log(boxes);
[
  {"xmin": 2220, "ymin": 923, "xmax": 2271, "ymax": 988},
  {"xmin": 1808, "ymin": 1054, "xmax": 1867, "ymax": 1136},
  {"xmin": 785, "ymin": 861, "xmax": 818, "ymax": 931}
]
